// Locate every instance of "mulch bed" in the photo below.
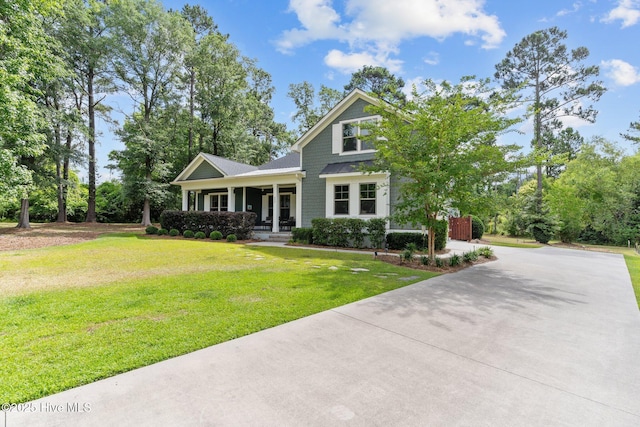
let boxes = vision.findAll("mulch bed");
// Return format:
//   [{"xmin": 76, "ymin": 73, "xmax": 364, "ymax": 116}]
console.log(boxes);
[
  {"xmin": 376, "ymin": 254, "xmax": 497, "ymax": 273},
  {"xmin": 0, "ymin": 223, "xmax": 145, "ymax": 251}
]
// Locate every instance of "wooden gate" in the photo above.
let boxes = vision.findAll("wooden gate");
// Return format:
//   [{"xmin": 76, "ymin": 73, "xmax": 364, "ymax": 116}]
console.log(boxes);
[{"xmin": 449, "ymin": 216, "xmax": 472, "ymax": 241}]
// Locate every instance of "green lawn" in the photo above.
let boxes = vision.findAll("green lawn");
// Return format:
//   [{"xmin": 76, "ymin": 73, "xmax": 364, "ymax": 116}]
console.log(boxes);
[
  {"xmin": 624, "ymin": 253, "xmax": 640, "ymax": 308},
  {"xmin": 482, "ymin": 235, "xmax": 543, "ymax": 248},
  {"xmin": 0, "ymin": 235, "xmax": 437, "ymax": 404}
]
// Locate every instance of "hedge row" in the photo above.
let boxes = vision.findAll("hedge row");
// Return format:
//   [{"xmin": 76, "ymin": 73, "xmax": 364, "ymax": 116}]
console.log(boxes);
[
  {"xmin": 159, "ymin": 210, "xmax": 256, "ymax": 240},
  {"xmin": 385, "ymin": 220, "xmax": 448, "ymax": 251},
  {"xmin": 303, "ymin": 218, "xmax": 387, "ymax": 248},
  {"xmin": 298, "ymin": 217, "xmax": 447, "ymax": 250}
]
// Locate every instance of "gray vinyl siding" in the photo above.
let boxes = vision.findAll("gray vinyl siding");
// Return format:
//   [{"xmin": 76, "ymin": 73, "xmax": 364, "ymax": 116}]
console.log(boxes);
[
  {"xmin": 301, "ymin": 98, "xmax": 376, "ymax": 227},
  {"xmin": 187, "ymin": 162, "xmax": 223, "ymax": 180}
]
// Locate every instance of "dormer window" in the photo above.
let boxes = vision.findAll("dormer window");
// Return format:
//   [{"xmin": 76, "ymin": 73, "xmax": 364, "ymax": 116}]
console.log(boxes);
[{"xmin": 332, "ymin": 116, "xmax": 379, "ymax": 155}]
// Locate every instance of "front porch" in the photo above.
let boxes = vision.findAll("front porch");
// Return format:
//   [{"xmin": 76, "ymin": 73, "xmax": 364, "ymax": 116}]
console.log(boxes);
[{"xmin": 181, "ymin": 180, "xmax": 303, "ymax": 234}]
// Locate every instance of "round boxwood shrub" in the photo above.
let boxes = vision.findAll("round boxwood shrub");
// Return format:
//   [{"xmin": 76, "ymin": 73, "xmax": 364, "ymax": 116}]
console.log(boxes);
[
  {"xmin": 194, "ymin": 231, "xmax": 206, "ymax": 239},
  {"xmin": 157, "ymin": 228, "xmax": 168, "ymax": 236},
  {"xmin": 145, "ymin": 225, "xmax": 159, "ymax": 235},
  {"xmin": 183, "ymin": 230, "xmax": 194, "ymax": 238},
  {"xmin": 472, "ymin": 216, "xmax": 485, "ymax": 240},
  {"xmin": 210, "ymin": 230, "xmax": 223, "ymax": 240},
  {"xmin": 226, "ymin": 234, "xmax": 237, "ymax": 242},
  {"xmin": 169, "ymin": 229, "xmax": 179, "ymax": 236}
]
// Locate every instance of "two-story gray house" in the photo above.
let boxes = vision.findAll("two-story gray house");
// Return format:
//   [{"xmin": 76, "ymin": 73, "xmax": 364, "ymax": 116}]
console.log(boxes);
[{"xmin": 171, "ymin": 89, "xmax": 399, "ymax": 233}]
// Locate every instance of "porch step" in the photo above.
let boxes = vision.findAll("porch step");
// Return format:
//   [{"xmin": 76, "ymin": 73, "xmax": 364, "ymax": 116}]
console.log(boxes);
[{"xmin": 253, "ymin": 232, "xmax": 292, "ymax": 242}]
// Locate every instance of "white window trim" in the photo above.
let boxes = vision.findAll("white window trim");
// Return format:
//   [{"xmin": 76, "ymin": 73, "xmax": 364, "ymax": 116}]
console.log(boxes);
[
  {"xmin": 359, "ymin": 183, "xmax": 377, "ymax": 215},
  {"xmin": 332, "ymin": 116, "xmax": 380, "ymax": 156},
  {"xmin": 209, "ymin": 193, "xmax": 229, "ymax": 212},
  {"xmin": 323, "ymin": 173, "xmax": 389, "ymax": 220},
  {"xmin": 333, "ymin": 184, "xmax": 350, "ymax": 216}
]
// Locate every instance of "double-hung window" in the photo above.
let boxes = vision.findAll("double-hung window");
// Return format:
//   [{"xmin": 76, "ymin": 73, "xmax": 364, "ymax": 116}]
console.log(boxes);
[
  {"xmin": 333, "ymin": 116, "xmax": 379, "ymax": 155},
  {"xmin": 359, "ymin": 183, "xmax": 376, "ymax": 214},
  {"xmin": 334, "ymin": 185, "xmax": 349, "ymax": 215},
  {"xmin": 210, "ymin": 194, "xmax": 228, "ymax": 212}
]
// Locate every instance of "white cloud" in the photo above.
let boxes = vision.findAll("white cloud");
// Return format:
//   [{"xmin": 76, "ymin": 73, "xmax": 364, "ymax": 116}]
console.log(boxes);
[
  {"xmin": 423, "ymin": 52, "xmax": 440, "ymax": 66},
  {"xmin": 276, "ymin": 0, "xmax": 506, "ymax": 71},
  {"xmin": 601, "ymin": 59, "xmax": 640, "ymax": 86},
  {"xmin": 601, "ymin": 0, "xmax": 640, "ymax": 28},
  {"xmin": 324, "ymin": 49, "xmax": 403, "ymax": 74},
  {"xmin": 557, "ymin": 2, "xmax": 582, "ymax": 17}
]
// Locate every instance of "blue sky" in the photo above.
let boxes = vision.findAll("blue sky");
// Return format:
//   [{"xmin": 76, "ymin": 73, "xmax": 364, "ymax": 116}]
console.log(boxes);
[{"xmin": 96, "ymin": 0, "xmax": 640, "ymax": 181}]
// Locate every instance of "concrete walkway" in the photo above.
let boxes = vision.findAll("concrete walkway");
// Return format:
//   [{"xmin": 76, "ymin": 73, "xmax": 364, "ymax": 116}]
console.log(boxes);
[{"xmin": 7, "ymin": 243, "xmax": 640, "ymax": 426}]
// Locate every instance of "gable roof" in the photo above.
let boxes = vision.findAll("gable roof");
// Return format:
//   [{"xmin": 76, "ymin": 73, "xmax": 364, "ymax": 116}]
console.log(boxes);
[
  {"xmin": 290, "ymin": 88, "xmax": 381, "ymax": 153},
  {"xmin": 200, "ymin": 153, "xmax": 258, "ymax": 176},
  {"xmin": 173, "ymin": 152, "xmax": 258, "ymax": 182},
  {"xmin": 257, "ymin": 152, "xmax": 300, "ymax": 170}
]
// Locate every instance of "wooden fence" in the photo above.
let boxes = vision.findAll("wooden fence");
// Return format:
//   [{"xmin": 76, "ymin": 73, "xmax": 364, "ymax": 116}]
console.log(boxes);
[{"xmin": 449, "ymin": 216, "xmax": 472, "ymax": 241}]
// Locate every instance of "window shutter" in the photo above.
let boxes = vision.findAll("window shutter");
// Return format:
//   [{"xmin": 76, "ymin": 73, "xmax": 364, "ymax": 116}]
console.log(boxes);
[{"xmin": 332, "ymin": 123, "xmax": 342, "ymax": 154}]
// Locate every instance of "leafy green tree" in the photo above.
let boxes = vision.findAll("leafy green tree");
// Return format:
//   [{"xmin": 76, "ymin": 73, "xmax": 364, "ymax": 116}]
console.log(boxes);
[
  {"xmin": 622, "ymin": 112, "xmax": 640, "ymax": 145},
  {"xmin": 194, "ymin": 32, "xmax": 247, "ymax": 157},
  {"xmin": 365, "ymin": 77, "xmax": 521, "ymax": 258},
  {"xmin": 344, "ymin": 65, "xmax": 406, "ymax": 105},
  {"xmin": 109, "ymin": 0, "xmax": 191, "ymax": 225},
  {"xmin": 58, "ymin": 0, "xmax": 115, "ymax": 222},
  {"xmin": 287, "ymin": 82, "xmax": 342, "ymax": 136},
  {"xmin": 0, "ymin": 0, "xmax": 64, "ymax": 228},
  {"xmin": 522, "ymin": 190, "xmax": 557, "ymax": 244},
  {"xmin": 541, "ymin": 126, "xmax": 584, "ymax": 178},
  {"xmin": 495, "ymin": 27, "xmax": 605, "ymax": 192},
  {"xmin": 179, "ymin": 3, "xmax": 217, "ymax": 164}
]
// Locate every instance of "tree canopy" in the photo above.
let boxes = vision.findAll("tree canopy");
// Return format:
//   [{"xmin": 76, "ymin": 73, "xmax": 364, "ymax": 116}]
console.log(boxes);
[{"xmin": 365, "ymin": 77, "xmax": 521, "ymax": 257}]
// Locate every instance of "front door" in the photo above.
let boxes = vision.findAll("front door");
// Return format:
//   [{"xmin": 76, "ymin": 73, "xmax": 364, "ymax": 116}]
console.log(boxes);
[{"xmin": 268, "ymin": 194, "xmax": 290, "ymax": 220}]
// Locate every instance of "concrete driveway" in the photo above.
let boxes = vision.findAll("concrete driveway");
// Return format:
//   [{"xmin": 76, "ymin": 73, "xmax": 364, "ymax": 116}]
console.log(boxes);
[{"xmin": 7, "ymin": 243, "xmax": 640, "ymax": 426}]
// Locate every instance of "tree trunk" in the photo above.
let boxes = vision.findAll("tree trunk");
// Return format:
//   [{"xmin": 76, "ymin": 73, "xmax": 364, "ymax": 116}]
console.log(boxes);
[
  {"xmin": 55, "ymin": 122, "xmax": 67, "ymax": 223},
  {"xmin": 85, "ymin": 66, "xmax": 97, "ymax": 223},
  {"xmin": 17, "ymin": 198, "xmax": 30, "ymax": 229},
  {"xmin": 188, "ymin": 69, "xmax": 195, "ymax": 163},
  {"xmin": 141, "ymin": 197, "xmax": 151, "ymax": 226}
]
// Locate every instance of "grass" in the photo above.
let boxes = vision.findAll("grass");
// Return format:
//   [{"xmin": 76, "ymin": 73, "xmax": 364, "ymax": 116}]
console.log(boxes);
[
  {"xmin": 0, "ymin": 235, "xmax": 437, "ymax": 404},
  {"xmin": 482, "ymin": 234, "xmax": 543, "ymax": 248},
  {"xmin": 624, "ymin": 253, "xmax": 640, "ymax": 309}
]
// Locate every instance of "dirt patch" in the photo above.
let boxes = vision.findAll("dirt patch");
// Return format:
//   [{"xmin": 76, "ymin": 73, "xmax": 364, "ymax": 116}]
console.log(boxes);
[
  {"xmin": 377, "ymin": 254, "xmax": 497, "ymax": 273},
  {"xmin": 0, "ymin": 223, "xmax": 146, "ymax": 251}
]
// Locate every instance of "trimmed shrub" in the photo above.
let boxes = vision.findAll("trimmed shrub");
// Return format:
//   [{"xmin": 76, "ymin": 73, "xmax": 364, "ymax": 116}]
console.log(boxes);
[
  {"xmin": 386, "ymin": 232, "xmax": 426, "ymax": 250},
  {"xmin": 160, "ymin": 210, "xmax": 256, "ymax": 240},
  {"xmin": 292, "ymin": 227, "xmax": 313, "ymax": 244},
  {"xmin": 210, "ymin": 230, "xmax": 223, "ymax": 240},
  {"xmin": 194, "ymin": 231, "xmax": 206, "ymax": 239},
  {"xmin": 347, "ymin": 218, "xmax": 366, "ymax": 248},
  {"xmin": 226, "ymin": 234, "xmax": 237, "ymax": 242},
  {"xmin": 472, "ymin": 216, "xmax": 485, "ymax": 240},
  {"xmin": 183, "ymin": 230, "xmax": 194, "ymax": 238},
  {"xmin": 366, "ymin": 218, "xmax": 387, "ymax": 249},
  {"xmin": 169, "ymin": 229, "xmax": 179, "ymax": 236},
  {"xmin": 157, "ymin": 228, "xmax": 168, "ymax": 236},
  {"xmin": 145, "ymin": 225, "xmax": 159, "ymax": 235},
  {"xmin": 311, "ymin": 218, "xmax": 331, "ymax": 246},
  {"xmin": 328, "ymin": 218, "xmax": 350, "ymax": 247}
]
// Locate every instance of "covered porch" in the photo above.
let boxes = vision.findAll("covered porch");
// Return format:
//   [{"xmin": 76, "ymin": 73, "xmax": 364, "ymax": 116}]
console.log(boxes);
[{"xmin": 179, "ymin": 173, "xmax": 305, "ymax": 233}]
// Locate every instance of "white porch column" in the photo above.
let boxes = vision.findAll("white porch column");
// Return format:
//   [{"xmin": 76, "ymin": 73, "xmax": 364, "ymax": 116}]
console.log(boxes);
[
  {"xmin": 227, "ymin": 187, "xmax": 235, "ymax": 212},
  {"xmin": 203, "ymin": 193, "xmax": 210, "ymax": 211},
  {"xmin": 295, "ymin": 179, "xmax": 302, "ymax": 228},
  {"xmin": 182, "ymin": 190, "xmax": 189, "ymax": 211},
  {"xmin": 241, "ymin": 187, "xmax": 247, "ymax": 212},
  {"xmin": 272, "ymin": 184, "xmax": 280, "ymax": 233}
]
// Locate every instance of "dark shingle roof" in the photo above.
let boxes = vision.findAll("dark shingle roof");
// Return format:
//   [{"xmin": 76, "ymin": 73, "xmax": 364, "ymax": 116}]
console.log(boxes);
[
  {"xmin": 319, "ymin": 160, "xmax": 374, "ymax": 175},
  {"xmin": 257, "ymin": 152, "xmax": 300, "ymax": 170},
  {"xmin": 200, "ymin": 153, "xmax": 258, "ymax": 176}
]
